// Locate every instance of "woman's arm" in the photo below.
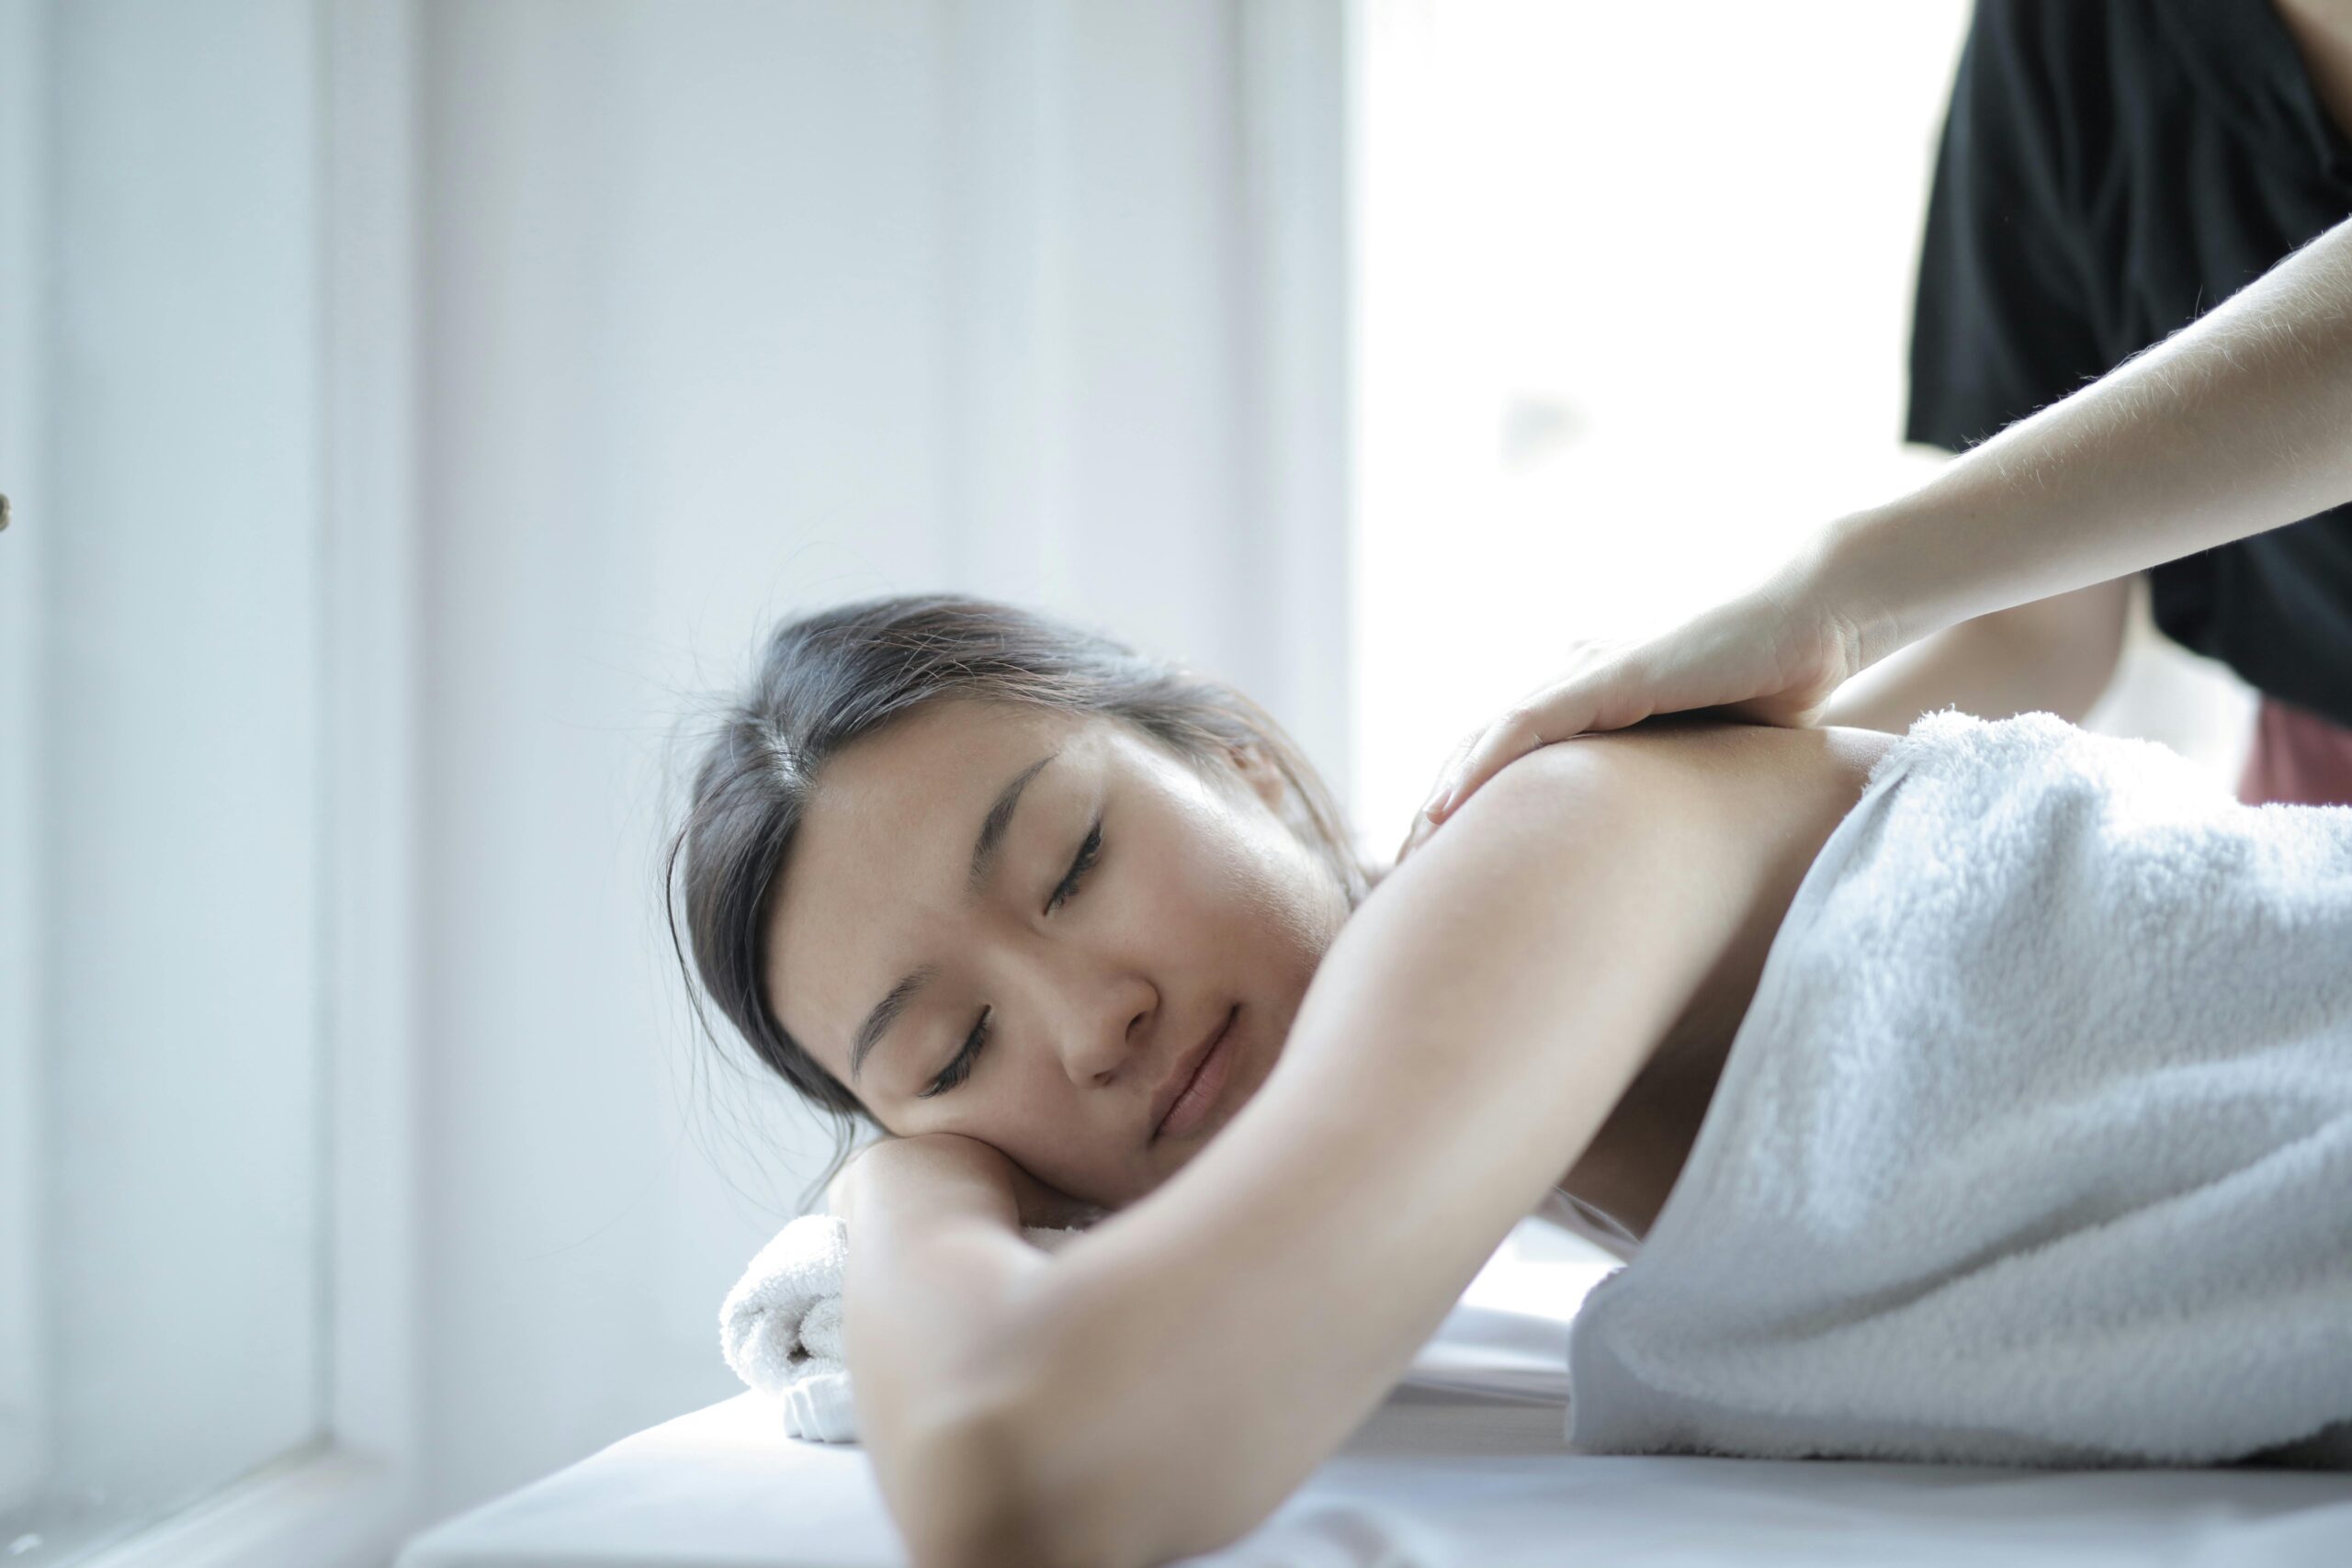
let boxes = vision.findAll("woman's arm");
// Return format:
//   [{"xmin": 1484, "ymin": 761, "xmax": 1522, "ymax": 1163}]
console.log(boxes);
[
  {"xmin": 825, "ymin": 1134, "xmax": 1105, "ymax": 1562},
  {"xmin": 903, "ymin": 724, "xmax": 1865, "ymax": 1568},
  {"xmin": 826, "ymin": 1134, "xmax": 1058, "ymax": 1565}
]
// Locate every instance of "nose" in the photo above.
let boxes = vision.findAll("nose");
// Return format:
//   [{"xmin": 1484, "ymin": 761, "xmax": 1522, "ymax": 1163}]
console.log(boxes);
[{"xmin": 1033, "ymin": 957, "xmax": 1156, "ymax": 1086}]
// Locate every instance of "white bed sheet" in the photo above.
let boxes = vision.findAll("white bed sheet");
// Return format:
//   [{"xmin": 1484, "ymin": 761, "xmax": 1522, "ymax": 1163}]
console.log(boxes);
[{"xmin": 397, "ymin": 1227, "xmax": 2352, "ymax": 1568}]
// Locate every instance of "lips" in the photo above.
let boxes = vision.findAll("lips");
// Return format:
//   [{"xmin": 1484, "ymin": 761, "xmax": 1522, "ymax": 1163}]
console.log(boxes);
[{"xmin": 1150, "ymin": 1004, "xmax": 1239, "ymax": 1145}]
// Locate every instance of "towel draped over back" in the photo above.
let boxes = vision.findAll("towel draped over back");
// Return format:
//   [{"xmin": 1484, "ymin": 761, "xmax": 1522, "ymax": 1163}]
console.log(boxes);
[{"xmin": 1566, "ymin": 711, "xmax": 2352, "ymax": 1469}]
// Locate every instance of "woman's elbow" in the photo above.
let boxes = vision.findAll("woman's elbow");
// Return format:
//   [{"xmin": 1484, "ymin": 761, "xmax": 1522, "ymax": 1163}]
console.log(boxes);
[
  {"xmin": 882, "ymin": 1401, "xmax": 1082, "ymax": 1568},
  {"xmin": 877, "ymin": 1264, "xmax": 1270, "ymax": 1566},
  {"xmin": 893, "ymin": 1390, "xmax": 1244, "ymax": 1568},
  {"xmin": 875, "ymin": 1392, "xmax": 1157, "ymax": 1568}
]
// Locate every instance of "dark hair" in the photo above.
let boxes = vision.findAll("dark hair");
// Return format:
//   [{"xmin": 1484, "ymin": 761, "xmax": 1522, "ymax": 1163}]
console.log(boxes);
[{"xmin": 665, "ymin": 591, "xmax": 1372, "ymax": 1213}]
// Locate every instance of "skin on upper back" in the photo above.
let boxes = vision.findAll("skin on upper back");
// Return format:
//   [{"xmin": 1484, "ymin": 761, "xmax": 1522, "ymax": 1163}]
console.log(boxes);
[{"xmin": 1521, "ymin": 717, "xmax": 1896, "ymax": 1246}]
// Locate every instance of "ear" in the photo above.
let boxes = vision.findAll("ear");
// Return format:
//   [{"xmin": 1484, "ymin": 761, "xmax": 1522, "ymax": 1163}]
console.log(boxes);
[{"xmin": 1223, "ymin": 738, "xmax": 1289, "ymax": 814}]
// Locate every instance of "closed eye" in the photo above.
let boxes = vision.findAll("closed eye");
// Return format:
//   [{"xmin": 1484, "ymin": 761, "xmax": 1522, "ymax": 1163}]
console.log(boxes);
[
  {"xmin": 919, "ymin": 1007, "xmax": 989, "ymax": 1100},
  {"xmin": 920, "ymin": 815, "xmax": 1106, "ymax": 1099},
  {"xmin": 1046, "ymin": 815, "xmax": 1104, "ymax": 914}
]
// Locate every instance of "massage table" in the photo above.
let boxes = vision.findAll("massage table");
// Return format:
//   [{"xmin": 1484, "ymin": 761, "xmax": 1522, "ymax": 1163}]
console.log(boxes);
[{"xmin": 396, "ymin": 1217, "xmax": 2352, "ymax": 1566}]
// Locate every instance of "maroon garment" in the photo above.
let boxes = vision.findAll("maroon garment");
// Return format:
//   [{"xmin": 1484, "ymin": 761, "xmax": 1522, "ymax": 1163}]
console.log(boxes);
[{"xmin": 2236, "ymin": 695, "xmax": 2352, "ymax": 807}]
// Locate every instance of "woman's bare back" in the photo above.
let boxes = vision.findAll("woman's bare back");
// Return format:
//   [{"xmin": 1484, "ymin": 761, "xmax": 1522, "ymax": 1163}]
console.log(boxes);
[{"xmin": 1539, "ymin": 718, "xmax": 1895, "ymax": 1251}]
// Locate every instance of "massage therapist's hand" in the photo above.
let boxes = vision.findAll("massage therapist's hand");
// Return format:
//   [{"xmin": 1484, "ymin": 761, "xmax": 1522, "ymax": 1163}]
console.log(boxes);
[
  {"xmin": 1394, "ymin": 553, "xmax": 1866, "ymax": 865},
  {"xmin": 828, "ymin": 1131, "xmax": 1104, "ymax": 1231},
  {"xmin": 1395, "ymin": 212, "xmax": 2352, "ymax": 869}
]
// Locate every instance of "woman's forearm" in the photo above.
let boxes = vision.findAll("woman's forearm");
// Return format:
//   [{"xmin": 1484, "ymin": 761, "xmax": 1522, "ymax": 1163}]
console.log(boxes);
[
  {"xmin": 1822, "ymin": 212, "xmax": 2352, "ymax": 663},
  {"xmin": 831, "ymin": 1136, "xmax": 1064, "ymax": 1564}
]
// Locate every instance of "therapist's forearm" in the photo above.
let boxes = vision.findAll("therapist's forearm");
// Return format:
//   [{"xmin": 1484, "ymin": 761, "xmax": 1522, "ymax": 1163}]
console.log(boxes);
[
  {"xmin": 1820, "ymin": 213, "xmax": 2352, "ymax": 664},
  {"xmin": 1819, "ymin": 578, "xmax": 2132, "ymax": 733}
]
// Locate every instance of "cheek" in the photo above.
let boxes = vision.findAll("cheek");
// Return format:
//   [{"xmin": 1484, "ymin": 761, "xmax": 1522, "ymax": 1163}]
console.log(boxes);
[
  {"xmin": 988, "ymin": 1094, "xmax": 1134, "ymax": 1202},
  {"xmin": 1150, "ymin": 778, "xmax": 1321, "ymax": 929},
  {"xmin": 902, "ymin": 1083, "xmax": 1065, "ymax": 1179},
  {"xmin": 1213, "ymin": 819, "xmax": 1341, "ymax": 960}
]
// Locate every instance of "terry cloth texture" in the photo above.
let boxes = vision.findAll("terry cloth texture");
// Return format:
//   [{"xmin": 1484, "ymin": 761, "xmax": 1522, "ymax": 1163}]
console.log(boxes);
[
  {"xmin": 719, "ymin": 1213, "xmax": 1091, "ymax": 1444},
  {"xmin": 1567, "ymin": 711, "xmax": 2352, "ymax": 1469}
]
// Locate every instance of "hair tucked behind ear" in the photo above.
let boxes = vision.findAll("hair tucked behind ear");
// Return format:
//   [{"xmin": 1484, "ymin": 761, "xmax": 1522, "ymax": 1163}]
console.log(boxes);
[{"xmin": 664, "ymin": 592, "xmax": 1371, "ymax": 1214}]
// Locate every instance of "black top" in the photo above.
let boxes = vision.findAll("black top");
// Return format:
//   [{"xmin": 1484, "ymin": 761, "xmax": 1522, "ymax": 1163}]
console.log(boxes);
[{"xmin": 1908, "ymin": 0, "xmax": 2352, "ymax": 728}]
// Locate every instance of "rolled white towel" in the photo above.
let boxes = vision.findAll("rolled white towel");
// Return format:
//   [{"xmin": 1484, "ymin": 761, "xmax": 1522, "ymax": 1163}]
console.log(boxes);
[{"xmin": 718, "ymin": 1212, "xmax": 1095, "ymax": 1443}]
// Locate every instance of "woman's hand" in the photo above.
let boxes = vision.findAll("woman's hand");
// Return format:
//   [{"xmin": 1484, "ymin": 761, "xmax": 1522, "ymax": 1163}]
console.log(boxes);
[
  {"xmin": 1394, "ymin": 554, "xmax": 1870, "ymax": 865},
  {"xmin": 1002, "ymin": 1157, "xmax": 1107, "ymax": 1232},
  {"xmin": 829, "ymin": 1132, "xmax": 1104, "ymax": 1232}
]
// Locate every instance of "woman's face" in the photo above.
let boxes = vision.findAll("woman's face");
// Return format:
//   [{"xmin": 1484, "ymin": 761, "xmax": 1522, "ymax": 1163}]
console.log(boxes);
[{"xmin": 763, "ymin": 696, "xmax": 1351, "ymax": 1210}]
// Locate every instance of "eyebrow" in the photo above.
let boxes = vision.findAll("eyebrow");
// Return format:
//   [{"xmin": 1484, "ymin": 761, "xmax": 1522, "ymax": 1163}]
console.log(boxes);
[{"xmin": 847, "ymin": 750, "xmax": 1059, "ymax": 1085}]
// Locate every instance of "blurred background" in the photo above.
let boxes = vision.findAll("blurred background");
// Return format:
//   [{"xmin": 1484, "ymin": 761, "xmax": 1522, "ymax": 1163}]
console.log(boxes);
[{"xmin": 0, "ymin": 2, "xmax": 2256, "ymax": 1565}]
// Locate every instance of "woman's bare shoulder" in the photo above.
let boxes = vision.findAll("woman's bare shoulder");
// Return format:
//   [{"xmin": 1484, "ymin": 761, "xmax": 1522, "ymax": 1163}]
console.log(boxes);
[
  {"xmin": 1414, "ymin": 718, "xmax": 1893, "ymax": 987},
  {"xmin": 1363, "ymin": 719, "xmax": 1896, "ymax": 994},
  {"xmin": 1454, "ymin": 716, "xmax": 1894, "ymax": 848},
  {"xmin": 1557, "ymin": 716, "xmax": 1894, "ymax": 791}
]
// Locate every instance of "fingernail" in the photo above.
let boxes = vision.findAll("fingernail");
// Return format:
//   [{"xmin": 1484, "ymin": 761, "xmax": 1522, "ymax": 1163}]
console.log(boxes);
[{"xmin": 1423, "ymin": 784, "xmax": 1453, "ymax": 822}]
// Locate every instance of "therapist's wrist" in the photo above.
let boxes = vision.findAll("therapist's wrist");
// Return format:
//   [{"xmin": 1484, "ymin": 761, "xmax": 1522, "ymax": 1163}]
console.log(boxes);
[{"xmin": 1807, "ymin": 503, "xmax": 1955, "ymax": 676}]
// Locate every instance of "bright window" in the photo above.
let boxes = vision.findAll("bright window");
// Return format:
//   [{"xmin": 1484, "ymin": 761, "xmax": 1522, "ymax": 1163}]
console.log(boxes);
[{"xmin": 1350, "ymin": 0, "xmax": 2252, "ymax": 840}]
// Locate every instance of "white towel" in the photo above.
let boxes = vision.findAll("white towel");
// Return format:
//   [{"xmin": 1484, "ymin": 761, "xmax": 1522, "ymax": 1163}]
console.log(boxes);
[
  {"xmin": 719, "ymin": 1212, "xmax": 1094, "ymax": 1443},
  {"xmin": 1567, "ymin": 710, "xmax": 2352, "ymax": 1468}
]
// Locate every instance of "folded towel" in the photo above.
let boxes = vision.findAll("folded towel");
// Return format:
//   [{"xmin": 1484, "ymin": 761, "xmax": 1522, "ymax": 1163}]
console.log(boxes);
[
  {"xmin": 1567, "ymin": 711, "xmax": 2352, "ymax": 1468},
  {"xmin": 719, "ymin": 1212, "xmax": 1094, "ymax": 1443},
  {"xmin": 726, "ymin": 1190, "xmax": 1604, "ymax": 1445}
]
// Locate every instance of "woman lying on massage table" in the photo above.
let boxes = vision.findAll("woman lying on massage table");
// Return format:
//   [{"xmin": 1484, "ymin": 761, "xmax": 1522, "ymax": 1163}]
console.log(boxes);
[{"xmin": 666, "ymin": 221, "xmax": 2352, "ymax": 1567}]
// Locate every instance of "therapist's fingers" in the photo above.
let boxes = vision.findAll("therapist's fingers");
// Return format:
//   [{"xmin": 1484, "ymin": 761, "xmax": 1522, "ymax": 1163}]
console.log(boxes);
[
  {"xmin": 1394, "ymin": 723, "xmax": 1487, "ymax": 863},
  {"xmin": 1393, "ymin": 652, "xmax": 1641, "ymax": 866},
  {"xmin": 1394, "ymin": 568, "xmax": 1874, "ymax": 865},
  {"xmin": 1431, "ymin": 687, "xmax": 1624, "ymax": 825},
  {"xmin": 1393, "ymin": 795, "xmax": 1439, "ymax": 865},
  {"xmin": 1429, "ymin": 653, "xmax": 1658, "ymax": 825}
]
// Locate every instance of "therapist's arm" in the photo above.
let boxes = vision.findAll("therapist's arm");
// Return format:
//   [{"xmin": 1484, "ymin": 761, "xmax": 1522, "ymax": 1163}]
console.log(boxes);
[
  {"xmin": 1816, "ymin": 576, "xmax": 2132, "ymax": 733},
  {"xmin": 1825, "ymin": 211, "xmax": 2352, "ymax": 670},
  {"xmin": 1814, "ymin": 197, "xmax": 2352, "ymax": 732},
  {"xmin": 1408, "ymin": 215, "xmax": 2352, "ymax": 838}
]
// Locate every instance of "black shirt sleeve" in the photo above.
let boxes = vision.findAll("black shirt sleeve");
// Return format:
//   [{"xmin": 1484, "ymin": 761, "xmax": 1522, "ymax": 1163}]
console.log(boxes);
[{"xmin": 1906, "ymin": 0, "xmax": 2116, "ymax": 453}]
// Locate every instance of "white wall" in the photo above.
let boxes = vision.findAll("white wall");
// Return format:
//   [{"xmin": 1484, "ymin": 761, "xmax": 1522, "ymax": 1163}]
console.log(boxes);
[
  {"xmin": 0, "ymin": 0, "xmax": 47, "ymax": 1512},
  {"xmin": 409, "ymin": 0, "xmax": 1346, "ymax": 1520},
  {"xmin": 1, "ymin": 0, "xmax": 328, "ymax": 1533}
]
